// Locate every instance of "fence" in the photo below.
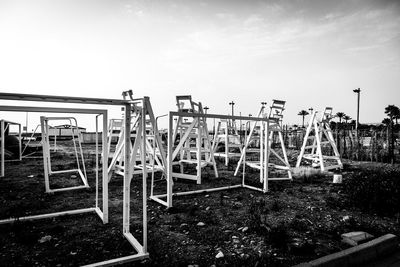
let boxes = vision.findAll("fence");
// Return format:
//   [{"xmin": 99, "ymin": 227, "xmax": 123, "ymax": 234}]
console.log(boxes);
[{"xmin": 282, "ymin": 124, "xmax": 400, "ymax": 163}]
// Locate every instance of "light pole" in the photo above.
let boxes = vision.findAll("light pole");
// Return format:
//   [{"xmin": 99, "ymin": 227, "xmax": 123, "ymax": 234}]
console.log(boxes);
[
  {"xmin": 308, "ymin": 107, "xmax": 313, "ymax": 114},
  {"xmin": 353, "ymin": 88, "xmax": 361, "ymax": 131},
  {"xmin": 229, "ymin": 101, "xmax": 235, "ymax": 116},
  {"xmin": 204, "ymin": 106, "xmax": 209, "ymax": 114}
]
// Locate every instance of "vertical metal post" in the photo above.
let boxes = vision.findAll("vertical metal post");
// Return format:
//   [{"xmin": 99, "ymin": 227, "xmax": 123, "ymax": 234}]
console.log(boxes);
[
  {"xmin": 102, "ymin": 112, "xmax": 109, "ymax": 223},
  {"xmin": 167, "ymin": 112, "xmax": 173, "ymax": 207},
  {"xmin": 40, "ymin": 116, "xmax": 50, "ymax": 192},
  {"xmin": 123, "ymin": 103, "xmax": 131, "ymax": 233},
  {"xmin": 18, "ymin": 124, "xmax": 22, "ymax": 160},
  {"xmin": 264, "ymin": 119, "xmax": 269, "ymax": 192},
  {"xmin": 142, "ymin": 99, "xmax": 148, "ymax": 253},
  {"xmin": 95, "ymin": 115, "xmax": 99, "ymax": 211},
  {"xmin": 1, "ymin": 120, "xmax": 4, "ymax": 177}
]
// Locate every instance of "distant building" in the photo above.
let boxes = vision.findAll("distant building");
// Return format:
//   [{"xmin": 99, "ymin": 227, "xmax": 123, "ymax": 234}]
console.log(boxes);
[{"xmin": 47, "ymin": 124, "xmax": 86, "ymax": 140}]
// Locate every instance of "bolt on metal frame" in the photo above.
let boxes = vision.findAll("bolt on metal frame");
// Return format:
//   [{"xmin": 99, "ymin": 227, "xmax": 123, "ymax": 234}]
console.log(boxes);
[
  {"xmin": 150, "ymin": 111, "xmax": 272, "ymax": 208},
  {"xmin": 0, "ymin": 92, "xmax": 149, "ymax": 266},
  {"xmin": 0, "ymin": 119, "xmax": 22, "ymax": 177}
]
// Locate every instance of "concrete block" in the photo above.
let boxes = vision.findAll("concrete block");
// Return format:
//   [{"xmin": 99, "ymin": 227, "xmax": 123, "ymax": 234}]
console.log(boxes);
[
  {"xmin": 374, "ymin": 234, "xmax": 398, "ymax": 257},
  {"xmin": 341, "ymin": 231, "xmax": 374, "ymax": 246}
]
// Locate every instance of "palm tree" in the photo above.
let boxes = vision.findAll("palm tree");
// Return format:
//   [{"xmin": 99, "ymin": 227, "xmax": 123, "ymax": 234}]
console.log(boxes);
[
  {"xmin": 385, "ymin": 105, "xmax": 400, "ymax": 124},
  {"xmin": 336, "ymin": 112, "xmax": 345, "ymax": 123},
  {"xmin": 384, "ymin": 105, "xmax": 399, "ymax": 164},
  {"xmin": 382, "ymin": 118, "xmax": 391, "ymax": 126},
  {"xmin": 297, "ymin": 110, "xmax": 309, "ymax": 128},
  {"xmin": 343, "ymin": 115, "xmax": 352, "ymax": 124}
]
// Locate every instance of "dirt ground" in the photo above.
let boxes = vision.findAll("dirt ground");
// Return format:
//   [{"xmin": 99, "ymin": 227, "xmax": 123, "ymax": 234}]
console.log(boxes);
[{"xmin": 1, "ymin": 142, "xmax": 399, "ymax": 266}]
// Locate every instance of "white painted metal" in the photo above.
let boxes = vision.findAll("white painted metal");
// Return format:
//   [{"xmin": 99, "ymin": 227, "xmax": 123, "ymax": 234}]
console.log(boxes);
[
  {"xmin": 41, "ymin": 116, "xmax": 89, "ymax": 193},
  {"xmin": 296, "ymin": 108, "xmax": 343, "ymax": 171},
  {"xmin": 151, "ymin": 112, "xmax": 274, "ymax": 208},
  {"xmin": 234, "ymin": 100, "xmax": 292, "ymax": 181},
  {"xmin": 0, "ymin": 92, "xmax": 149, "ymax": 265},
  {"xmin": 0, "ymin": 120, "xmax": 22, "ymax": 177},
  {"xmin": 171, "ymin": 95, "xmax": 218, "ymax": 184},
  {"xmin": 212, "ymin": 119, "xmax": 242, "ymax": 166}
]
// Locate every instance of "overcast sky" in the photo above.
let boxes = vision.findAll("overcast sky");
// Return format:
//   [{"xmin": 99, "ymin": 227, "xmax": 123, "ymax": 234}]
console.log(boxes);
[{"xmin": 0, "ymin": 0, "xmax": 399, "ymax": 129}]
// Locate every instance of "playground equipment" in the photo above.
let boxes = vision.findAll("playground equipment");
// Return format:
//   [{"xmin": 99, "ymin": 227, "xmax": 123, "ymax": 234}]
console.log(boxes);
[
  {"xmin": 296, "ymin": 107, "xmax": 343, "ymax": 171},
  {"xmin": 212, "ymin": 119, "xmax": 242, "ymax": 166},
  {"xmin": 107, "ymin": 90, "xmax": 166, "ymax": 182},
  {"xmin": 0, "ymin": 120, "xmax": 22, "ymax": 177},
  {"xmin": 106, "ymin": 118, "xmax": 123, "ymax": 158},
  {"xmin": 151, "ymin": 108, "xmax": 292, "ymax": 208},
  {"xmin": 0, "ymin": 92, "xmax": 149, "ymax": 266},
  {"xmin": 234, "ymin": 100, "xmax": 292, "ymax": 181},
  {"xmin": 40, "ymin": 116, "xmax": 89, "ymax": 193},
  {"xmin": 170, "ymin": 95, "xmax": 218, "ymax": 184}
]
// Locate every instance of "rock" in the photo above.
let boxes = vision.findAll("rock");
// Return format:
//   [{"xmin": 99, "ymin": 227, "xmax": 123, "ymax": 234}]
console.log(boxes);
[
  {"xmin": 205, "ymin": 195, "xmax": 210, "ymax": 198},
  {"xmin": 180, "ymin": 223, "xmax": 188, "ymax": 227},
  {"xmin": 197, "ymin": 222, "xmax": 205, "ymax": 227},
  {"xmin": 70, "ymin": 175, "xmax": 77, "ymax": 178},
  {"xmin": 27, "ymin": 175, "xmax": 34, "ymax": 178},
  {"xmin": 342, "ymin": 215, "xmax": 350, "ymax": 222},
  {"xmin": 215, "ymin": 251, "xmax": 224, "ymax": 258},
  {"xmin": 341, "ymin": 231, "xmax": 374, "ymax": 246},
  {"xmin": 205, "ymin": 206, "xmax": 210, "ymax": 211},
  {"xmin": 38, "ymin": 235, "xmax": 52, "ymax": 243},
  {"xmin": 242, "ymin": 226, "xmax": 249, "ymax": 232}
]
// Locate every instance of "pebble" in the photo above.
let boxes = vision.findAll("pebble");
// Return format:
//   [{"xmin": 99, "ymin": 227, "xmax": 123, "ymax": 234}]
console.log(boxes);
[
  {"xmin": 205, "ymin": 206, "xmax": 210, "ymax": 211},
  {"xmin": 242, "ymin": 226, "xmax": 249, "ymax": 232},
  {"xmin": 215, "ymin": 251, "xmax": 224, "ymax": 258},
  {"xmin": 197, "ymin": 222, "xmax": 205, "ymax": 227}
]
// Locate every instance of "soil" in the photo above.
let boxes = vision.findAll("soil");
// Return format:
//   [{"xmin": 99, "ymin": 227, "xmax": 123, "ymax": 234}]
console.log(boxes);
[{"xmin": 1, "ymin": 142, "xmax": 399, "ymax": 266}]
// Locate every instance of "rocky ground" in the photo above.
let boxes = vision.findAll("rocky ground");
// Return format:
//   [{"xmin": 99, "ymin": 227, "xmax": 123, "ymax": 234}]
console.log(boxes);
[{"xmin": 0, "ymin": 142, "xmax": 399, "ymax": 266}]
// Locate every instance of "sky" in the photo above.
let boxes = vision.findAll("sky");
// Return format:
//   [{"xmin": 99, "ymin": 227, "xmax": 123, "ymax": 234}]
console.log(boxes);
[{"xmin": 0, "ymin": 0, "xmax": 399, "ymax": 130}]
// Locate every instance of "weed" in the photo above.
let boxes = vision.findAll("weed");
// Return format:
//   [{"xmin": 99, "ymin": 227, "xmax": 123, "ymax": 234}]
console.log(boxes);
[{"xmin": 343, "ymin": 167, "xmax": 400, "ymax": 216}]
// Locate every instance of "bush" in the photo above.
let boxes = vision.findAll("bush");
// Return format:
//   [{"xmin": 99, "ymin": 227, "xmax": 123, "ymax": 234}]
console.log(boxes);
[{"xmin": 344, "ymin": 166, "xmax": 400, "ymax": 216}]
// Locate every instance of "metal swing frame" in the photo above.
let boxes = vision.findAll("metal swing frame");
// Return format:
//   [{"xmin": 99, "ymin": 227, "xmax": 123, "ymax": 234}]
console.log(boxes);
[
  {"xmin": 0, "ymin": 92, "xmax": 149, "ymax": 266},
  {"xmin": 150, "ymin": 111, "xmax": 272, "ymax": 208},
  {"xmin": 41, "ymin": 116, "xmax": 89, "ymax": 193},
  {"xmin": 0, "ymin": 119, "xmax": 22, "ymax": 177}
]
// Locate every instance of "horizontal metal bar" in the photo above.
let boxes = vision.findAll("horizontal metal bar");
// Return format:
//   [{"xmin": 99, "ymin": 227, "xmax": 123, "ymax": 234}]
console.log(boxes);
[
  {"xmin": 149, "ymin": 196, "xmax": 168, "ymax": 207},
  {"xmin": 268, "ymin": 177, "xmax": 292, "ymax": 181},
  {"xmin": 0, "ymin": 120, "xmax": 20, "ymax": 125},
  {"xmin": 243, "ymin": 184, "xmax": 266, "ymax": 192},
  {"xmin": 81, "ymin": 253, "xmax": 149, "ymax": 267},
  {"xmin": 171, "ymin": 184, "xmax": 242, "ymax": 197},
  {"xmin": 0, "ymin": 92, "xmax": 138, "ymax": 106},
  {"xmin": 46, "ymin": 185, "xmax": 90, "ymax": 193},
  {"xmin": 0, "ymin": 105, "xmax": 107, "ymax": 114},
  {"xmin": 0, "ymin": 207, "xmax": 96, "ymax": 225},
  {"xmin": 170, "ymin": 111, "xmax": 269, "ymax": 122}
]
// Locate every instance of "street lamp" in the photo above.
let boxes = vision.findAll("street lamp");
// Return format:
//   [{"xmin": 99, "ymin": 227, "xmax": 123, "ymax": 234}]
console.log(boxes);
[
  {"xmin": 229, "ymin": 101, "xmax": 235, "ymax": 116},
  {"xmin": 204, "ymin": 106, "xmax": 209, "ymax": 114},
  {"xmin": 308, "ymin": 107, "xmax": 313, "ymax": 114},
  {"xmin": 353, "ymin": 88, "xmax": 361, "ymax": 131}
]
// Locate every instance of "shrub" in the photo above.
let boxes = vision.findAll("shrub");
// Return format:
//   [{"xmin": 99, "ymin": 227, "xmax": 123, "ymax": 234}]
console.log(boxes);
[{"xmin": 343, "ymin": 166, "xmax": 400, "ymax": 216}]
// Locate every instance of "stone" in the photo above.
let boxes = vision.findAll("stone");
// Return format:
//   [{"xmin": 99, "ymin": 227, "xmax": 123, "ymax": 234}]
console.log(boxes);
[
  {"xmin": 197, "ymin": 222, "xmax": 205, "ymax": 227},
  {"xmin": 242, "ymin": 226, "xmax": 249, "ymax": 232},
  {"xmin": 38, "ymin": 235, "xmax": 52, "ymax": 243},
  {"xmin": 215, "ymin": 251, "xmax": 224, "ymax": 258},
  {"xmin": 341, "ymin": 231, "xmax": 374, "ymax": 246}
]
